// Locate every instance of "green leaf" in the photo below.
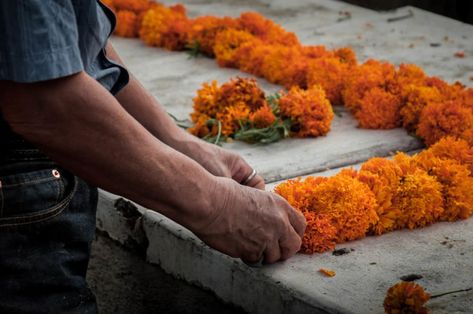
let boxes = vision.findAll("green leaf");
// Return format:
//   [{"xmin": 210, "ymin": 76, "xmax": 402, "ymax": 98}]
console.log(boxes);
[
  {"xmin": 186, "ymin": 41, "xmax": 202, "ymax": 59},
  {"xmin": 168, "ymin": 112, "xmax": 193, "ymax": 129},
  {"xmin": 234, "ymin": 119, "xmax": 292, "ymax": 144}
]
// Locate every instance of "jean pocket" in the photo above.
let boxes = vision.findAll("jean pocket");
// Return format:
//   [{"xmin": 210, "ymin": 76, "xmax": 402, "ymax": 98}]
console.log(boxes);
[{"xmin": 0, "ymin": 168, "xmax": 77, "ymax": 228}]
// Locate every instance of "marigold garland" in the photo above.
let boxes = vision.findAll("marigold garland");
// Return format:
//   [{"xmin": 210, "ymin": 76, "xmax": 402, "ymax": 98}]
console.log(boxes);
[{"xmin": 108, "ymin": 0, "xmax": 473, "ymax": 255}]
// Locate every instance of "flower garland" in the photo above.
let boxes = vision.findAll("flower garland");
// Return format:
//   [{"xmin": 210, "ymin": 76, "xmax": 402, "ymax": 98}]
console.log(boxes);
[
  {"xmin": 188, "ymin": 77, "xmax": 333, "ymax": 143},
  {"xmin": 275, "ymin": 137, "xmax": 473, "ymax": 253},
  {"xmin": 106, "ymin": 0, "xmax": 473, "ymax": 261}
]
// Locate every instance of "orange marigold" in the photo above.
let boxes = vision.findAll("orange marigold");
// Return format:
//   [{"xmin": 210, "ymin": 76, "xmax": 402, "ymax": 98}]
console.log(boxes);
[
  {"xmin": 259, "ymin": 45, "xmax": 307, "ymax": 87},
  {"xmin": 309, "ymin": 173, "xmax": 379, "ymax": 243},
  {"xmin": 428, "ymin": 137, "xmax": 473, "ymax": 175},
  {"xmin": 237, "ymin": 12, "xmax": 299, "ymax": 46},
  {"xmin": 139, "ymin": 5, "xmax": 189, "ymax": 50},
  {"xmin": 112, "ymin": 0, "xmax": 151, "ymax": 12},
  {"xmin": 214, "ymin": 29, "xmax": 255, "ymax": 68},
  {"xmin": 306, "ymin": 57, "xmax": 349, "ymax": 106},
  {"xmin": 400, "ymin": 85, "xmax": 443, "ymax": 132},
  {"xmin": 115, "ymin": 10, "xmax": 140, "ymax": 38},
  {"xmin": 415, "ymin": 151, "xmax": 473, "ymax": 221},
  {"xmin": 461, "ymin": 128, "xmax": 473, "ymax": 146},
  {"xmin": 301, "ymin": 212, "xmax": 338, "ymax": 254},
  {"xmin": 279, "ymin": 85, "xmax": 334, "ymax": 137},
  {"xmin": 416, "ymin": 100, "xmax": 473, "ymax": 146},
  {"xmin": 384, "ymin": 282, "xmax": 430, "ymax": 314},
  {"xmin": 392, "ymin": 154, "xmax": 444, "ymax": 229},
  {"xmin": 342, "ymin": 59, "xmax": 396, "ymax": 113},
  {"xmin": 354, "ymin": 87, "xmax": 403, "ymax": 129},
  {"xmin": 216, "ymin": 102, "xmax": 251, "ymax": 136},
  {"xmin": 275, "ymin": 176, "xmax": 328, "ymax": 213},
  {"xmin": 188, "ymin": 16, "xmax": 238, "ymax": 57},
  {"xmin": 218, "ymin": 77, "xmax": 266, "ymax": 111},
  {"xmin": 191, "ymin": 80, "xmax": 221, "ymax": 121},
  {"xmin": 188, "ymin": 114, "xmax": 212, "ymax": 137},
  {"xmin": 358, "ymin": 158, "xmax": 403, "ymax": 235},
  {"xmin": 250, "ymin": 103, "xmax": 276, "ymax": 128}
]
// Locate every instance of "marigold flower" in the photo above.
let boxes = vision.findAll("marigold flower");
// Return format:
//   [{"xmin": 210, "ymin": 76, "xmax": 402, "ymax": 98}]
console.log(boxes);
[
  {"xmin": 214, "ymin": 29, "xmax": 255, "ymax": 68},
  {"xmin": 275, "ymin": 177, "xmax": 327, "ymax": 213},
  {"xmin": 139, "ymin": 5, "xmax": 190, "ymax": 50},
  {"xmin": 416, "ymin": 100, "xmax": 473, "ymax": 146},
  {"xmin": 112, "ymin": 0, "xmax": 151, "ymax": 12},
  {"xmin": 306, "ymin": 57, "xmax": 349, "ymax": 106},
  {"xmin": 188, "ymin": 16, "xmax": 238, "ymax": 57},
  {"xmin": 279, "ymin": 85, "xmax": 334, "ymax": 137},
  {"xmin": 384, "ymin": 282, "xmax": 430, "ymax": 314},
  {"xmin": 354, "ymin": 87, "xmax": 403, "ymax": 129},
  {"xmin": 342, "ymin": 59, "xmax": 396, "ymax": 113},
  {"xmin": 428, "ymin": 137, "xmax": 473, "ymax": 175},
  {"xmin": 461, "ymin": 128, "xmax": 473, "ymax": 146},
  {"xmin": 216, "ymin": 102, "xmax": 251, "ymax": 136},
  {"xmin": 259, "ymin": 45, "xmax": 307, "ymax": 87},
  {"xmin": 250, "ymin": 103, "xmax": 276, "ymax": 128},
  {"xmin": 358, "ymin": 158, "xmax": 403, "ymax": 235},
  {"xmin": 237, "ymin": 12, "xmax": 299, "ymax": 46},
  {"xmin": 188, "ymin": 114, "xmax": 212, "ymax": 137},
  {"xmin": 392, "ymin": 154, "xmax": 444, "ymax": 229},
  {"xmin": 218, "ymin": 77, "xmax": 266, "ymax": 111},
  {"xmin": 301, "ymin": 213, "xmax": 338, "ymax": 253},
  {"xmin": 400, "ymin": 85, "xmax": 443, "ymax": 132},
  {"xmin": 309, "ymin": 173, "xmax": 379, "ymax": 243},
  {"xmin": 191, "ymin": 80, "xmax": 221, "ymax": 121},
  {"xmin": 115, "ymin": 10, "xmax": 140, "ymax": 38},
  {"xmin": 415, "ymin": 151, "xmax": 473, "ymax": 221}
]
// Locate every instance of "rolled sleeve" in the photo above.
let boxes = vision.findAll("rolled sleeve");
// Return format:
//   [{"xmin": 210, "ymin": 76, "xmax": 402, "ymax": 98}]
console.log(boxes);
[{"xmin": 0, "ymin": 0, "xmax": 83, "ymax": 82}]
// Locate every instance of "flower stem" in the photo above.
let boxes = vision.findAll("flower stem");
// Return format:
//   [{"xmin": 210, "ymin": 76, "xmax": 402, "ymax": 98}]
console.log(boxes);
[{"xmin": 431, "ymin": 288, "xmax": 472, "ymax": 299}]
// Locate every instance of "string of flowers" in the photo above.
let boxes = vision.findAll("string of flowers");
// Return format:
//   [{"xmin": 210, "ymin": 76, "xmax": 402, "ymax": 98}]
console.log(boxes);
[
  {"xmin": 104, "ymin": 0, "xmax": 473, "ymax": 262},
  {"xmin": 104, "ymin": 0, "xmax": 472, "ymax": 146}
]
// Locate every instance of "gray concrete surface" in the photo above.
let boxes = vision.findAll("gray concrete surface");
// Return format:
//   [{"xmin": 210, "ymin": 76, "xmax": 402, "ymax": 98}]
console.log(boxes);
[{"xmin": 95, "ymin": 0, "xmax": 473, "ymax": 313}]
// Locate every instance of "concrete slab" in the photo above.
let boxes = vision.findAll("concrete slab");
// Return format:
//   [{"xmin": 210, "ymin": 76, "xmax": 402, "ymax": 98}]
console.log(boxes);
[
  {"xmin": 96, "ymin": 161, "xmax": 473, "ymax": 314},
  {"xmin": 139, "ymin": 166, "xmax": 473, "ymax": 314}
]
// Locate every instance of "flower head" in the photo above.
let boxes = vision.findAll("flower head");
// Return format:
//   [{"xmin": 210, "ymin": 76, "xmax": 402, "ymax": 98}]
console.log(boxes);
[
  {"xmin": 416, "ymin": 100, "xmax": 473, "ymax": 146},
  {"xmin": 250, "ymin": 103, "xmax": 276, "ymax": 128},
  {"xmin": 384, "ymin": 282, "xmax": 430, "ymax": 314},
  {"xmin": 279, "ymin": 85, "xmax": 334, "ymax": 137}
]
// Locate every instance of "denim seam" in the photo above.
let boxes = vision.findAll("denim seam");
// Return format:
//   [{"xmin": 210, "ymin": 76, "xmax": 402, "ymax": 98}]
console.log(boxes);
[
  {"xmin": 2, "ymin": 176, "xmax": 58, "ymax": 188},
  {"xmin": 0, "ymin": 177, "xmax": 78, "ymax": 227}
]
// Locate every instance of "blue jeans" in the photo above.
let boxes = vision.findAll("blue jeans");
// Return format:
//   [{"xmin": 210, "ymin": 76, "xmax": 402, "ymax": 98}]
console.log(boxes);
[{"xmin": 0, "ymin": 150, "xmax": 99, "ymax": 313}]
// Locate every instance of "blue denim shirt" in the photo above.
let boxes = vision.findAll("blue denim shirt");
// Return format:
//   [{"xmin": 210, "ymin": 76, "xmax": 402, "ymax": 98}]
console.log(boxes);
[{"xmin": 0, "ymin": 0, "xmax": 129, "ymax": 94}]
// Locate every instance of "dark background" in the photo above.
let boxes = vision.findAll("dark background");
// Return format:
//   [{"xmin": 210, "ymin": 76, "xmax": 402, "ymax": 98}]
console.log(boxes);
[{"xmin": 341, "ymin": 0, "xmax": 473, "ymax": 24}]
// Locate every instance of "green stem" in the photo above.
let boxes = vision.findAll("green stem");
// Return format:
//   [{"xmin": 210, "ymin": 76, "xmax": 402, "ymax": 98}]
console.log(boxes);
[{"xmin": 431, "ymin": 288, "xmax": 472, "ymax": 299}]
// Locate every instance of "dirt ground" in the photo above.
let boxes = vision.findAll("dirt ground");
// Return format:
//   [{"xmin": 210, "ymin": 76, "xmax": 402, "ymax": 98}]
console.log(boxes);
[{"xmin": 87, "ymin": 233, "xmax": 246, "ymax": 314}]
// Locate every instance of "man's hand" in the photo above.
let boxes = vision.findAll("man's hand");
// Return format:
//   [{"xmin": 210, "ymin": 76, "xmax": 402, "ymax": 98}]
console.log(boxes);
[
  {"xmin": 197, "ymin": 177, "xmax": 307, "ymax": 264},
  {"xmin": 189, "ymin": 143, "xmax": 265, "ymax": 190}
]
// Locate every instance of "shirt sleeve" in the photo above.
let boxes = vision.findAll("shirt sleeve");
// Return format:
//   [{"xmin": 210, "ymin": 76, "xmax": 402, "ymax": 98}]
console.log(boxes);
[{"xmin": 0, "ymin": 0, "xmax": 84, "ymax": 83}]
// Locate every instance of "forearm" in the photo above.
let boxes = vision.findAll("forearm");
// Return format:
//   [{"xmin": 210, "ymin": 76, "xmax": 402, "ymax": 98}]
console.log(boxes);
[
  {"xmin": 0, "ymin": 72, "xmax": 221, "ymax": 231},
  {"xmin": 106, "ymin": 43, "xmax": 216, "ymax": 165}
]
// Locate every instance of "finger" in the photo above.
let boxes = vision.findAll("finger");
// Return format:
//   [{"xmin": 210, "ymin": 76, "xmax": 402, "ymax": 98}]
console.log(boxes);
[
  {"xmin": 246, "ymin": 174, "xmax": 265, "ymax": 190},
  {"xmin": 279, "ymin": 229, "xmax": 302, "ymax": 261},
  {"xmin": 241, "ymin": 249, "xmax": 265, "ymax": 266},
  {"xmin": 276, "ymin": 195, "xmax": 307, "ymax": 238},
  {"xmin": 263, "ymin": 240, "xmax": 281, "ymax": 264}
]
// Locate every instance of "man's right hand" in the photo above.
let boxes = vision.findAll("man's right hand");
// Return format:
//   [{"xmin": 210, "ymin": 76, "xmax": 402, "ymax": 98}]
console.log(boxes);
[{"xmin": 195, "ymin": 177, "xmax": 307, "ymax": 264}]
